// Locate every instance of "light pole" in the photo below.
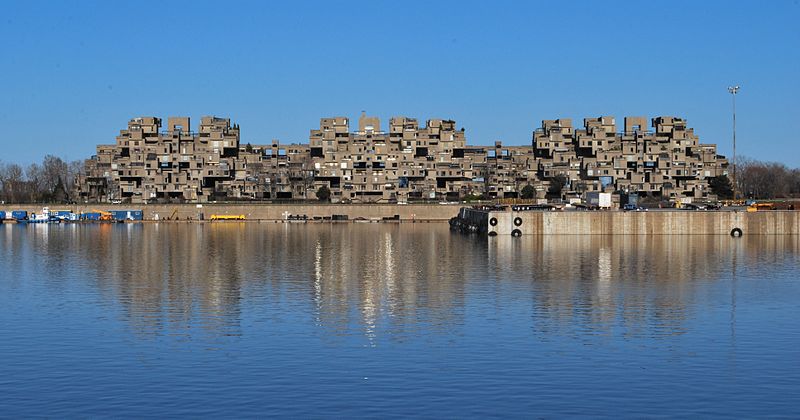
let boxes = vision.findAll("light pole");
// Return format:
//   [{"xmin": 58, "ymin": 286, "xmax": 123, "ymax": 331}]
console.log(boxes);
[{"xmin": 727, "ymin": 85, "xmax": 740, "ymax": 200}]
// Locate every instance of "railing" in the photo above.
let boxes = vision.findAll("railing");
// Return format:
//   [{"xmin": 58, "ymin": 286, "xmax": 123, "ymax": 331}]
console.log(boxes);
[
  {"xmin": 159, "ymin": 130, "xmax": 197, "ymax": 136},
  {"xmin": 622, "ymin": 130, "xmax": 655, "ymax": 135}
]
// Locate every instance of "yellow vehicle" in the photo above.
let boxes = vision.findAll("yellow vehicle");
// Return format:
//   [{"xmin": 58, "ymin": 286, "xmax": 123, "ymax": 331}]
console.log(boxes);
[
  {"xmin": 210, "ymin": 214, "xmax": 246, "ymax": 221},
  {"xmin": 747, "ymin": 203, "xmax": 775, "ymax": 212},
  {"xmin": 92, "ymin": 210, "xmax": 114, "ymax": 221}
]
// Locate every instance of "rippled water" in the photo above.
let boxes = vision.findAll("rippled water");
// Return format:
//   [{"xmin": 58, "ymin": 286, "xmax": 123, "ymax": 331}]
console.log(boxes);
[{"xmin": 1, "ymin": 223, "xmax": 798, "ymax": 417}]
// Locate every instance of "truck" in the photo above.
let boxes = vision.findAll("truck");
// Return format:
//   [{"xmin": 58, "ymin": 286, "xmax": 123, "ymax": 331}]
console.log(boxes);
[{"xmin": 586, "ymin": 192, "xmax": 612, "ymax": 209}]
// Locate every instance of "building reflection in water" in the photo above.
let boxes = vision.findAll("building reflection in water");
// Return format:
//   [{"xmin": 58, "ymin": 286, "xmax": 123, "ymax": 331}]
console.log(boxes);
[
  {"xmin": 306, "ymin": 225, "xmax": 475, "ymax": 344},
  {"xmin": 5, "ymin": 223, "xmax": 798, "ymax": 341},
  {"xmin": 488, "ymin": 233, "xmax": 799, "ymax": 339}
]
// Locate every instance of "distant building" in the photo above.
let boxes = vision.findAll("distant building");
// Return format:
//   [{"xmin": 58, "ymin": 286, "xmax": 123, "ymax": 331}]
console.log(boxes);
[{"xmin": 76, "ymin": 113, "xmax": 728, "ymax": 203}]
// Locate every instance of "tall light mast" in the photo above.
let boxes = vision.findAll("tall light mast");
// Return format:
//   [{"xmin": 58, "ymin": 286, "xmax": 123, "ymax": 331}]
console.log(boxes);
[{"xmin": 727, "ymin": 85, "xmax": 740, "ymax": 199}]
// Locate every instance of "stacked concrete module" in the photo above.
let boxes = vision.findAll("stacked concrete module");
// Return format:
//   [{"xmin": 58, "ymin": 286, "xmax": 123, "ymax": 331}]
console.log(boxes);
[
  {"xmin": 76, "ymin": 113, "xmax": 728, "ymax": 204},
  {"xmin": 532, "ymin": 116, "xmax": 729, "ymax": 201},
  {"xmin": 77, "ymin": 116, "xmax": 255, "ymax": 203},
  {"xmin": 308, "ymin": 112, "xmax": 478, "ymax": 203}
]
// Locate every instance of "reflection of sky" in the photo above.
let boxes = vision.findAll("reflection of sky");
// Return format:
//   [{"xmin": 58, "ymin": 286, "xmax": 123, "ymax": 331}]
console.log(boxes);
[
  {"xmin": 486, "ymin": 234, "xmax": 800, "ymax": 340},
  {"xmin": 2, "ymin": 224, "xmax": 800, "ymax": 418}
]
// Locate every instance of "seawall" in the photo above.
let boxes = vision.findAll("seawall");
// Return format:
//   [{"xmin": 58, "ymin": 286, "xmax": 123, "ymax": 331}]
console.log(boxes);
[
  {"xmin": 461, "ymin": 208, "xmax": 800, "ymax": 236},
  {"xmin": 6, "ymin": 204, "xmax": 799, "ymax": 236}
]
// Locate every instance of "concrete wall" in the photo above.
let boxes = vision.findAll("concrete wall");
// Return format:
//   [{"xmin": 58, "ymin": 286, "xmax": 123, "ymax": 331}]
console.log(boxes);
[
  {"xmin": 479, "ymin": 210, "xmax": 800, "ymax": 235},
  {"xmin": 2, "ymin": 204, "xmax": 462, "ymax": 221},
  {"xmin": 8, "ymin": 204, "xmax": 797, "ymax": 235}
]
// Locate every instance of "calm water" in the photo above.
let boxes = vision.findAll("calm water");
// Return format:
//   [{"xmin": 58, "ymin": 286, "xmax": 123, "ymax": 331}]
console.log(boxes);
[{"xmin": 1, "ymin": 223, "xmax": 798, "ymax": 418}]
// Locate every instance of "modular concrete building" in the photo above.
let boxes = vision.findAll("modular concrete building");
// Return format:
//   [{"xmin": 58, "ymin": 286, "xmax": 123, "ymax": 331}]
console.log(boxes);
[
  {"xmin": 76, "ymin": 113, "xmax": 729, "ymax": 204},
  {"xmin": 533, "ymin": 116, "xmax": 729, "ymax": 200}
]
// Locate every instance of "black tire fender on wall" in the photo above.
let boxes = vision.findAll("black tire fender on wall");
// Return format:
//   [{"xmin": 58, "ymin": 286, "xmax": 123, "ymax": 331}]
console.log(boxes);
[
  {"xmin": 514, "ymin": 217, "xmax": 522, "ymax": 226},
  {"xmin": 489, "ymin": 217, "xmax": 498, "ymax": 226},
  {"xmin": 730, "ymin": 227, "xmax": 743, "ymax": 237}
]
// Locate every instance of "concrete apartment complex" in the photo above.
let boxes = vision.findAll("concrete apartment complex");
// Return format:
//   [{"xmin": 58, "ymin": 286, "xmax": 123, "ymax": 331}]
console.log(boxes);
[{"xmin": 76, "ymin": 113, "xmax": 729, "ymax": 204}]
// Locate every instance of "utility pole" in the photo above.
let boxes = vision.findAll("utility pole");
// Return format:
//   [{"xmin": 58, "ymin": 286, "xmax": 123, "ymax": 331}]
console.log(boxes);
[{"xmin": 727, "ymin": 85, "xmax": 740, "ymax": 200}]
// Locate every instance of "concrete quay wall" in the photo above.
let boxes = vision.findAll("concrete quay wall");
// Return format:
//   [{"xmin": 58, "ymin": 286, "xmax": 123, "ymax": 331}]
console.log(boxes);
[
  {"xmin": 475, "ymin": 210, "xmax": 800, "ymax": 236},
  {"xmin": 3, "ymin": 203, "xmax": 462, "ymax": 222}
]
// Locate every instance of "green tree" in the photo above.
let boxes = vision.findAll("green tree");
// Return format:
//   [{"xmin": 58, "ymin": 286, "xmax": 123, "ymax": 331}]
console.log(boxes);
[
  {"xmin": 709, "ymin": 175, "xmax": 733, "ymax": 199},
  {"xmin": 316, "ymin": 185, "xmax": 331, "ymax": 202},
  {"xmin": 53, "ymin": 176, "xmax": 68, "ymax": 203},
  {"xmin": 547, "ymin": 175, "xmax": 568, "ymax": 198},
  {"xmin": 520, "ymin": 184, "xmax": 535, "ymax": 199},
  {"xmin": 464, "ymin": 193, "xmax": 484, "ymax": 202}
]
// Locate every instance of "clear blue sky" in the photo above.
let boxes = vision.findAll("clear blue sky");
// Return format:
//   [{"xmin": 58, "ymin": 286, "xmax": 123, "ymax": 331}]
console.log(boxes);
[{"xmin": 1, "ymin": 0, "xmax": 798, "ymax": 166}]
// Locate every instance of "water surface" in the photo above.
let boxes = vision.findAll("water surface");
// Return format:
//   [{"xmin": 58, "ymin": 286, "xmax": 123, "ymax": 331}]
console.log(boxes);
[{"xmin": 1, "ymin": 223, "xmax": 798, "ymax": 417}]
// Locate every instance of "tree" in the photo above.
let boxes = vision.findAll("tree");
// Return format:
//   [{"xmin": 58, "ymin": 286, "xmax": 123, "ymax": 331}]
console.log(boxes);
[
  {"xmin": 53, "ymin": 177, "xmax": 68, "ymax": 203},
  {"xmin": 0, "ymin": 161, "xmax": 6, "ymax": 202},
  {"xmin": 547, "ymin": 175, "xmax": 568, "ymax": 198},
  {"xmin": 464, "ymin": 193, "xmax": 484, "ymax": 202},
  {"xmin": 790, "ymin": 169, "xmax": 800, "ymax": 197},
  {"xmin": 67, "ymin": 160, "xmax": 85, "ymax": 201},
  {"xmin": 709, "ymin": 175, "xmax": 733, "ymax": 199},
  {"xmin": 737, "ymin": 156, "xmax": 791, "ymax": 199},
  {"xmin": 521, "ymin": 184, "xmax": 535, "ymax": 199},
  {"xmin": 1, "ymin": 163, "xmax": 24, "ymax": 203},
  {"xmin": 316, "ymin": 185, "xmax": 331, "ymax": 202},
  {"xmin": 26, "ymin": 163, "xmax": 44, "ymax": 202},
  {"xmin": 42, "ymin": 155, "xmax": 68, "ymax": 195}
]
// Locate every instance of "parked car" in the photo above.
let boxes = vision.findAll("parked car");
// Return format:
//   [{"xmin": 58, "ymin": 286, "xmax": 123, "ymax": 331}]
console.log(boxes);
[
  {"xmin": 623, "ymin": 204, "xmax": 648, "ymax": 211},
  {"xmin": 683, "ymin": 203, "xmax": 706, "ymax": 211}
]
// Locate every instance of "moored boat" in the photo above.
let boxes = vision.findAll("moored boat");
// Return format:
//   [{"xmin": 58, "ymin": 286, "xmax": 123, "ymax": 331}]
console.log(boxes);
[{"xmin": 28, "ymin": 207, "xmax": 57, "ymax": 223}]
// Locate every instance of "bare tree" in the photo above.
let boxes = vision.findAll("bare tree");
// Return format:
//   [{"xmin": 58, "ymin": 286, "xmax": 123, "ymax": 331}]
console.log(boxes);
[
  {"xmin": 790, "ymin": 169, "xmax": 800, "ymax": 197},
  {"xmin": 42, "ymin": 155, "xmax": 68, "ymax": 195},
  {"xmin": 0, "ymin": 162, "xmax": 8, "ymax": 203},
  {"xmin": 67, "ymin": 160, "xmax": 85, "ymax": 200},
  {"xmin": 0, "ymin": 161, "xmax": 5, "ymax": 202},
  {"xmin": 26, "ymin": 163, "xmax": 44, "ymax": 202},
  {"xmin": 737, "ymin": 156, "xmax": 793, "ymax": 199},
  {"xmin": 7, "ymin": 164, "xmax": 24, "ymax": 203}
]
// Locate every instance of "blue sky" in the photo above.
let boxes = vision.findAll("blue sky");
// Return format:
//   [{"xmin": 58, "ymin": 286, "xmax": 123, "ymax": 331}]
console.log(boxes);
[{"xmin": 1, "ymin": 0, "xmax": 799, "ymax": 166}]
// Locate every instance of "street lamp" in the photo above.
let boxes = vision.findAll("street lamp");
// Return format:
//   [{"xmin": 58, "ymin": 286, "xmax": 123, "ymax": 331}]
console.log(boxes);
[{"xmin": 727, "ymin": 85, "xmax": 740, "ymax": 200}]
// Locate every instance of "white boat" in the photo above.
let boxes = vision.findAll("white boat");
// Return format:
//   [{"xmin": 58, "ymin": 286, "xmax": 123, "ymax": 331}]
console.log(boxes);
[{"xmin": 28, "ymin": 207, "xmax": 56, "ymax": 223}]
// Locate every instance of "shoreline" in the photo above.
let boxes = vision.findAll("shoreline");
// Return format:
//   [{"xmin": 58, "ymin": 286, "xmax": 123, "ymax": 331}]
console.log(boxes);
[
  {"xmin": 4, "ymin": 204, "xmax": 799, "ymax": 235},
  {"xmin": 0, "ymin": 203, "xmax": 461, "ymax": 222}
]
